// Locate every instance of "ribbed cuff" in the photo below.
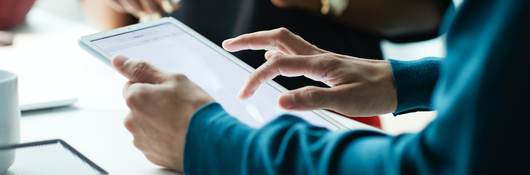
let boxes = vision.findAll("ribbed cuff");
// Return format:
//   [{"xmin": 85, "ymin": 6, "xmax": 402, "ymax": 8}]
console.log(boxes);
[{"xmin": 389, "ymin": 58, "xmax": 441, "ymax": 115}]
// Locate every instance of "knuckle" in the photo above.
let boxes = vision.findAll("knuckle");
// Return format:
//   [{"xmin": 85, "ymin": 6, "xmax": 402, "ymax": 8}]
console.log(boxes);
[
  {"xmin": 271, "ymin": 28, "xmax": 293, "ymax": 50},
  {"xmin": 319, "ymin": 52, "xmax": 335, "ymax": 59},
  {"xmin": 124, "ymin": 116, "xmax": 136, "ymax": 132},
  {"xmin": 301, "ymin": 87, "xmax": 324, "ymax": 107},
  {"xmin": 131, "ymin": 61, "xmax": 150, "ymax": 80},
  {"xmin": 275, "ymin": 27, "xmax": 291, "ymax": 36},
  {"xmin": 321, "ymin": 55, "xmax": 341, "ymax": 69},
  {"xmin": 125, "ymin": 95, "xmax": 139, "ymax": 109},
  {"xmin": 273, "ymin": 28, "xmax": 292, "ymax": 41},
  {"xmin": 126, "ymin": 89, "xmax": 148, "ymax": 109},
  {"xmin": 171, "ymin": 73, "xmax": 188, "ymax": 81},
  {"xmin": 269, "ymin": 54, "xmax": 283, "ymax": 63},
  {"xmin": 315, "ymin": 55, "xmax": 342, "ymax": 76},
  {"xmin": 133, "ymin": 139, "xmax": 145, "ymax": 150}
]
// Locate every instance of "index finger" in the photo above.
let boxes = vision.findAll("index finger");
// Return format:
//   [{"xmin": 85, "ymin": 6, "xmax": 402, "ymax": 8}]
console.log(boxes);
[
  {"xmin": 239, "ymin": 53, "xmax": 328, "ymax": 99},
  {"xmin": 222, "ymin": 28, "xmax": 324, "ymax": 55}
]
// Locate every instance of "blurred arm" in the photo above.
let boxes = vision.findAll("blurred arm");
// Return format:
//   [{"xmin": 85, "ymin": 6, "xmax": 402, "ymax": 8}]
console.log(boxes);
[
  {"xmin": 337, "ymin": 0, "xmax": 450, "ymax": 38},
  {"xmin": 80, "ymin": 0, "xmax": 136, "ymax": 29}
]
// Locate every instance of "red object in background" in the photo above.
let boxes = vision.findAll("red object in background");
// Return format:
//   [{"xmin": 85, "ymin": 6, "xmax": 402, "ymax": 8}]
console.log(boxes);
[
  {"xmin": 0, "ymin": 0, "xmax": 36, "ymax": 30},
  {"xmin": 349, "ymin": 116, "xmax": 382, "ymax": 129},
  {"xmin": 329, "ymin": 110, "xmax": 383, "ymax": 129}
]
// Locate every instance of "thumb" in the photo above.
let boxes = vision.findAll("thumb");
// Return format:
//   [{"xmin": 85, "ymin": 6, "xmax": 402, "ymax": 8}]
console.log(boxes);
[
  {"xmin": 278, "ymin": 86, "xmax": 335, "ymax": 110},
  {"xmin": 112, "ymin": 56, "xmax": 166, "ymax": 84}
]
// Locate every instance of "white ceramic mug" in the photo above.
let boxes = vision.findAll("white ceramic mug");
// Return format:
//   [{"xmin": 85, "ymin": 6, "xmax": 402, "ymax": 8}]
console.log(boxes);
[{"xmin": 0, "ymin": 70, "xmax": 20, "ymax": 174}]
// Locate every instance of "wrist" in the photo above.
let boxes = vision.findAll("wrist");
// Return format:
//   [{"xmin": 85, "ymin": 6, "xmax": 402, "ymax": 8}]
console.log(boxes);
[
  {"xmin": 193, "ymin": 97, "xmax": 215, "ymax": 112},
  {"xmin": 376, "ymin": 61, "xmax": 398, "ymax": 113},
  {"xmin": 189, "ymin": 96, "xmax": 215, "ymax": 123}
]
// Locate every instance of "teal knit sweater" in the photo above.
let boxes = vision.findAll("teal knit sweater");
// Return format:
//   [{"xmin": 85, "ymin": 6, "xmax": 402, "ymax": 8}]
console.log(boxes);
[{"xmin": 183, "ymin": 1, "xmax": 530, "ymax": 174}]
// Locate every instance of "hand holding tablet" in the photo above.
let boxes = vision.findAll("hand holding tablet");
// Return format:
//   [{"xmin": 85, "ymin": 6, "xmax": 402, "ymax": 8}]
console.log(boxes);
[
  {"xmin": 78, "ymin": 17, "xmax": 383, "ymax": 173},
  {"xmin": 79, "ymin": 17, "xmax": 345, "ymax": 129}
]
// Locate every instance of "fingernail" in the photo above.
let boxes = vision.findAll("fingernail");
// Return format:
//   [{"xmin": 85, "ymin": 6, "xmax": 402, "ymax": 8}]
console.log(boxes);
[
  {"xmin": 222, "ymin": 39, "xmax": 234, "ymax": 50},
  {"xmin": 238, "ymin": 88, "xmax": 249, "ymax": 100},
  {"xmin": 222, "ymin": 39, "xmax": 233, "ymax": 45}
]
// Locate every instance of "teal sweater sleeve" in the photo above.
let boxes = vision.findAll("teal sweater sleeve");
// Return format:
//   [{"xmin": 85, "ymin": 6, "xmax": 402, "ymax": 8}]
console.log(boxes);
[
  {"xmin": 389, "ymin": 58, "xmax": 441, "ymax": 115},
  {"xmin": 183, "ymin": 102, "xmax": 254, "ymax": 174},
  {"xmin": 184, "ymin": 102, "xmax": 393, "ymax": 175},
  {"xmin": 184, "ymin": 1, "xmax": 530, "ymax": 174}
]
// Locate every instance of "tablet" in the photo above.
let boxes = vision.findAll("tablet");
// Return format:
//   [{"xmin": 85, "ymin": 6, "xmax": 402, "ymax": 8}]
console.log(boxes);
[
  {"xmin": 79, "ymin": 18, "xmax": 346, "ymax": 130},
  {"xmin": 0, "ymin": 139, "xmax": 107, "ymax": 175}
]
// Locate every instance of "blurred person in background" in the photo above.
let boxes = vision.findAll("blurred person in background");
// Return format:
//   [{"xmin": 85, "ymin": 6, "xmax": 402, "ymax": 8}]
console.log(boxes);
[
  {"xmin": 0, "ymin": 0, "xmax": 36, "ymax": 30},
  {"xmin": 81, "ymin": 0, "xmax": 450, "ymax": 128},
  {"xmin": 0, "ymin": 0, "xmax": 36, "ymax": 46}
]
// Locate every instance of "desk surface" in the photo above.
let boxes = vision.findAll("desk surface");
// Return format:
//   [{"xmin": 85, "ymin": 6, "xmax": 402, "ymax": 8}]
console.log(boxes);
[
  {"xmin": 1, "ymin": 8, "xmax": 177, "ymax": 175},
  {"xmin": 0, "ymin": 8, "xmax": 375, "ymax": 175}
]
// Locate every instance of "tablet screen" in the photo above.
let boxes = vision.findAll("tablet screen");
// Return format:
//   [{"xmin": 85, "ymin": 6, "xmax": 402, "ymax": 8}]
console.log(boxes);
[{"xmin": 89, "ymin": 22, "xmax": 335, "ymax": 129}]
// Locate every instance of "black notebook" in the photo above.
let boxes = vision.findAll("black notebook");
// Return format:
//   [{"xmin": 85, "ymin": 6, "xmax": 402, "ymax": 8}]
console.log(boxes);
[{"xmin": 0, "ymin": 139, "xmax": 107, "ymax": 175}]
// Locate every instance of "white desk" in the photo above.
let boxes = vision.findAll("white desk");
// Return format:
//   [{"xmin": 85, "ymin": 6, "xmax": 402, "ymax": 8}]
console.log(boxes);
[
  {"xmin": 0, "ymin": 8, "xmax": 375, "ymax": 175},
  {"xmin": 1, "ymin": 8, "xmax": 178, "ymax": 175}
]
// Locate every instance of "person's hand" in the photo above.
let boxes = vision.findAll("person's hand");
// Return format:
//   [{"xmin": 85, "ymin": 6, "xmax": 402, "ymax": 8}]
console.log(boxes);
[
  {"xmin": 112, "ymin": 56, "xmax": 213, "ymax": 172},
  {"xmin": 223, "ymin": 28, "xmax": 397, "ymax": 117},
  {"xmin": 270, "ymin": 0, "xmax": 322, "ymax": 13}
]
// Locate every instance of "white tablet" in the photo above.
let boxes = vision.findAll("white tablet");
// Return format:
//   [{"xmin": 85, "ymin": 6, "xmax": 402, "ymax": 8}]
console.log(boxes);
[{"xmin": 79, "ymin": 18, "xmax": 347, "ymax": 130}]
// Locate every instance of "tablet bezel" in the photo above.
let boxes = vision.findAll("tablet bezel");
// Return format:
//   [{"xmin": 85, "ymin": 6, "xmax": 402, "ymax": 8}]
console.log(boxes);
[{"xmin": 79, "ymin": 17, "xmax": 347, "ymax": 130}]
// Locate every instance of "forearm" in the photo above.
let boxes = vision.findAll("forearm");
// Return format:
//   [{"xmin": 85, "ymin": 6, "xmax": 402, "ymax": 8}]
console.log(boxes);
[
  {"xmin": 184, "ymin": 102, "xmax": 432, "ymax": 174},
  {"xmin": 80, "ymin": 0, "xmax": 135, "ymax": 29},
  {"xmin": 338, "ymin": 0, "xmax": 450, "ymax": 37}
]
